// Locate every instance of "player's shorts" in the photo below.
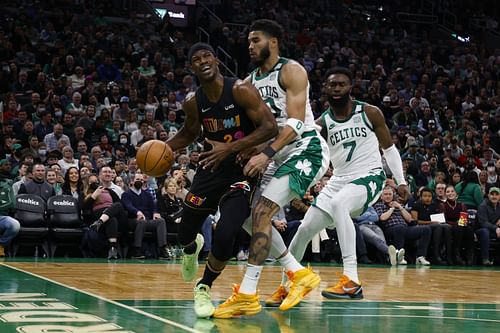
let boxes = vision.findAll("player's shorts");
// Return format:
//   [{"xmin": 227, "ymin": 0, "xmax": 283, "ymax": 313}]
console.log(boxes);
[
  {"xmin": 314, "ymin": 169, "xmax": 386, "ymax": 221},
  {"xmin": 261, "ymin": 130, "xmax": 330, "ymax": 207},
  {"xmin": 184, "ymin": 162, "xmax": 255, "ymax": 213}
]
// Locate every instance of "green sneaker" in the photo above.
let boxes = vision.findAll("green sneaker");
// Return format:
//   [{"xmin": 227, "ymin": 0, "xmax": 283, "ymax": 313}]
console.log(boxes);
[
  {"xmin": 194, "ymin": 283, "xmax": 215, "ymax": 318},
  {"xmin": 181, "ymin": 233, "xmax": 204, "ymax": 282}
]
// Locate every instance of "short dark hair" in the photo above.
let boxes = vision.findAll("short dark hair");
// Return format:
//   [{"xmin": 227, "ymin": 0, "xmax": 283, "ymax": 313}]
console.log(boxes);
[
  {"xmin": 250, "ymin": 19, "xmax": 284, "ymax": 42},
  {"xmin": 325, "ymin": 67, "xmax": 353, "ymax": 83},
  {"xmin": 420, "ymin": 187, "xmax": 433, "ymax": 196}
]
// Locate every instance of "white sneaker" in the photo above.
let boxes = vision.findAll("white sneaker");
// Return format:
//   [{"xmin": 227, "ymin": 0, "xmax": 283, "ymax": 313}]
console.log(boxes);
[
  {"xmin": 397, "ymin": 248, "xmax": 406, "ymax": 265},
  {"xmin": 416, "ymin": 256, "xmax": 430, "ymax": 266},
  {"xmin": 388, "ymin": 245, "xmax": 397, "ymax": 266},
  {"xmin": 236, "ymin": 250, "xmax": 248, "ymax": 261}
]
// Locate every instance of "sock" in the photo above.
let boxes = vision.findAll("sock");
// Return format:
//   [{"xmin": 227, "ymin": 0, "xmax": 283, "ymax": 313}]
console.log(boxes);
[
  {"xmin": 197, "ymin": 263, "xmax": 222, "ymax": 288},
  {"xmin": 239, "ymin": 264, "xmax": 263, "ymax": 294},
  {"xmin": 343, "ymin": 256, "xmax": 359, "ymax": 284},
  {"xmin": 183, "ymin": 240, "xmax": 197, "ymax": 255},
  {"xmin": 278, "ymin": 252, "xmax": 303, "ymax": 273}
]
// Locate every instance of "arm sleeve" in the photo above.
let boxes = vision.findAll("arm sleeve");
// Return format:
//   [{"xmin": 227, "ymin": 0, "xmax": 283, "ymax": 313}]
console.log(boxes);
[{"xmin": 383, "ymin": 144, "xmax": 407, "ymax": 186}]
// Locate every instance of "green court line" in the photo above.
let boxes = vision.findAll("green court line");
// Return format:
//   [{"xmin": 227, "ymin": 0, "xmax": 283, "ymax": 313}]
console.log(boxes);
[{"xmin": 0, "ymin": 264, "xmax": 202, "ymax": 333}]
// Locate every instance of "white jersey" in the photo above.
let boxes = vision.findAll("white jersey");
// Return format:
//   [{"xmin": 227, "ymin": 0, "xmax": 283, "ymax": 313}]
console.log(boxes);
[
  {"xmin": 250, "ymin": 57, "xmax": 317, "ymax": 132},
  {"xmin": 320, "ymin": 100, "xmax": 383, "ymax": 177}
]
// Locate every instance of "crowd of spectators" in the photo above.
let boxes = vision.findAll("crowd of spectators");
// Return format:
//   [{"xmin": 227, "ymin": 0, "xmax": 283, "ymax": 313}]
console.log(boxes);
[{"xmin": 0, "ymin": 1, "xmax": 498, "ymax": 264}]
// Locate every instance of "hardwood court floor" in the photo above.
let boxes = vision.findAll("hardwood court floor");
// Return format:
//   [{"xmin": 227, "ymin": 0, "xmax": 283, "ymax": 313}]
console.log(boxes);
[{"xmin": 1, "ymin": 259, "xmax": 499, "ymax": 333}]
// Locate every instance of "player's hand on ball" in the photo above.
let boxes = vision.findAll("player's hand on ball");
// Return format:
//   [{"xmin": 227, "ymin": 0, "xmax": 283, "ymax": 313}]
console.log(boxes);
[
  {"xmin": 199, "ymin": 138, "xmax": 233, "ymax": 172},
  {"xmin": 243, "ymin": 152, "xmax": 268, "ymax": 177},
  {"xmin": 397, "ymin": 184, "xmax": 411, "ymax": 204}
]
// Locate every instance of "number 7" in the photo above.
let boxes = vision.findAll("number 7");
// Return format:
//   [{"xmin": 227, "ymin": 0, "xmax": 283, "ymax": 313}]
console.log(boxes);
[{"xmin": 342, "ymin": 141, "xmax": 356, "ymax": 162}]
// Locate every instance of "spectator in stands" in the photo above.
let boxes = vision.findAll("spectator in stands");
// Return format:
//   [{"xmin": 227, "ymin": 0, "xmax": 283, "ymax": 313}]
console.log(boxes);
[
  {"xmin": 83, "ymin": 172, "xmax": 124, "ymax": 260},
  {"xmin": 121, "ymin": 173, "xmax": 169, "ymax": 260},
  {"xmin": 0, "ymin": 214, "xmax": 20, "ymax": 258},
  {"xmin": 13, "ymin": 161, "xmax": 32, "ymax": 195},
  {"xmin": 374, "ymin": 186, "xmax": 431, "ymax": 265},
  {"xmin": 437, "ymin": 185, "xmax": 474, "ymax": 265},
  {"xmin": 475, "ymin": 187, "xmax": 500, "ymax": 266},
  {"xmin": 61, "ymin": 166, "xmax": 83, "ymax": 200},
  {"xmin": 411, "ymin": 188, "xmax": 452, "ymax": 265},
  {"xmin": 45, "ymin": 168, "xmax": 62, "ymax": 195},
  {"xmin": 18, "ymin": 163, "xmax": 55, "ymax": 201},
  {"xmin": 415, "ymin": 161, "xmax": 434, "ymax": 188},
  {"xmin": 98, "ymin": 56, "xmax": 122, "ymax": 83},
  {"xmin": 157, "ymin": 177, "xmax": 183, "ymax": 233},
  {"xmin": 44, "ymin": 124, "xmax": 69, "ymax": 152},
  {"xmin": 58, "ymin": 146, "xmax": 79, "ymax": 176},
  {"xmin": 354, "ymin": 206, "xmax": 400, "ymax": 265},
  {"xmin": 456, "ymin": 171, "xmax": 484, "ymax": 210},
  {"xmin": 130, "ymin": 120, "xmax": 148, "ymax": 146}
]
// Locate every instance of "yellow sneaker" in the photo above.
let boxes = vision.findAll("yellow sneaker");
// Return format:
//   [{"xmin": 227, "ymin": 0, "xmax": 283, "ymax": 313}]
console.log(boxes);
[
  {"xmin": 265, "ymin": 285, "xmax": 288, "ymax": 307},
  {"xmin": 213, "ymin": 284, "xmax": 261, "ymax": 318},
  {"xmin": 279, "ymin": 267, "xmax": 320, "ymax": 311},
  {"xmin": 321, "ymin": 274, "xmax": 363, "ymax": 299}
]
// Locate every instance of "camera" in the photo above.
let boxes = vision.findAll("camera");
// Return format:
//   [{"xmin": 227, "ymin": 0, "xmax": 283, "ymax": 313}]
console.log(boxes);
[{"xmin": 89, "ymin": 182, "xmax": 100, "ymax": 191}]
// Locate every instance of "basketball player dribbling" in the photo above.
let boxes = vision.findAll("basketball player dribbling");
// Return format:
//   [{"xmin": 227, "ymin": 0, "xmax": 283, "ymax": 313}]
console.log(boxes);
[{"xmin": 165, "ymin": 42, "xmax": 278, "ymax": 318}]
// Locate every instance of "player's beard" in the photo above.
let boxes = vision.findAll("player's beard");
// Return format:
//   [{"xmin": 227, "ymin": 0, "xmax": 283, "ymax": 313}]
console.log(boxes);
[
  {"xmin": 328, "ymin": 92, "xmax": 351, "ymax": 109},
  {"xmin": 253, "ymin": 43, "xmax": 271, "ymax": 67}
]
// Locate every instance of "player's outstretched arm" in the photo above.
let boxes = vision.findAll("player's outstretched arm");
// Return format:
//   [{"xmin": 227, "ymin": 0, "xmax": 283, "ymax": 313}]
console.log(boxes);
[
  {"xmin": 366, "ymin": 105, "xmax": 410, "ymax": 202},
  {"xmin": 166, "ymin": 95, "xmax": 200, "ymax": 152}
]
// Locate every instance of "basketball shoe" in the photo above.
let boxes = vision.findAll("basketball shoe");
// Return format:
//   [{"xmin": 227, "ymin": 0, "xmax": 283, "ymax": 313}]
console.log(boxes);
[
  {"xmin": 181, "ymin": 233, "xmax": 204, "ymax": 282},
  {"xmin": 265, "ymin": 285, "xmax": 288, "ymax": 307},
  {"xmin": 321, "ymin": 274, "xmax": 363, "ymax": 299},
  {"xmin": 213, "ymin": 284, "xmax": 261, "ymax": 318},
  {"xmin": 193, "ymin": 282, "xmax": 215, "ymax": 318},
  {"xmin": 279, "ymin": 267, "xmax": 320, "ymax": 311}
]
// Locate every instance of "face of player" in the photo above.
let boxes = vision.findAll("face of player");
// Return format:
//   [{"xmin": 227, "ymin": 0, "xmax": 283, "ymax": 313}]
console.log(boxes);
[
  {"xmin": 325, "ymin": 73, "xmax": 352, "ymax": 109},
  {"xmin": 190, "ymin": 50, "xmax": 219, "ymax": 82},
  {"xmin": 248, "ymin": 31, "xmax": 271, "ymax": 67}
]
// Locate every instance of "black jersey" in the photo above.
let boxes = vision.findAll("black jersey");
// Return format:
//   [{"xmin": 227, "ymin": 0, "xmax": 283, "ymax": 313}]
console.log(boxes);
[
  {"xmin": 195, "ymin": 77, "xmax": 256, "ymax": 166},
  {"xmin": 186, "ymin": 77, "xmax": 256, "ymax": 212}
]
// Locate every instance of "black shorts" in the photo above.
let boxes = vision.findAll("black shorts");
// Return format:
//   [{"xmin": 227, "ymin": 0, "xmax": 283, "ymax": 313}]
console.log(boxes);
[{"xmin": 183, "ymin": 164, "xmax": 255, "ymax": 213}]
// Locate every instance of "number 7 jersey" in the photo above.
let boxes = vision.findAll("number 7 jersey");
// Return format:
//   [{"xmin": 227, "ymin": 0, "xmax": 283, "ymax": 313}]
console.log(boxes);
[{"xmin": 319, "ymin": 100, "xmax": 383, "ymax": 177}]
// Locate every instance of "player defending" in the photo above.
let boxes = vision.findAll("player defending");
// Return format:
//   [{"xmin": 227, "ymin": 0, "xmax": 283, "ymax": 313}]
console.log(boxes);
[
  {"xmin": 166, "ymin": 43, "xmax": 278, "ymax": 317},
  {"xmin": 268, "ymin": 67, "xmax": 411, "ymax": 302},
  {"xmin": 213, "ymin": 19, "xmax": 330, "ymax": 318}
]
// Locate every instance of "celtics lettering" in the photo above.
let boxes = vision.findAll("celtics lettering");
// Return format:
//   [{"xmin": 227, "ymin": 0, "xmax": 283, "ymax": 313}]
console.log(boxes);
[
  {"xmin": 258, "ymin": 86, "xmax": 279, "ymax": 99},
  {"xmin": 329, "ymin": 127, "xmax": 367, "ymax": 146}
]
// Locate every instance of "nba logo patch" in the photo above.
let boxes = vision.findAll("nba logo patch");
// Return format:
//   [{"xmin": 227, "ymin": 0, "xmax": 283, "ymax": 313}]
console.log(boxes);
[
  {"xmin": 186, "ymin": 193, "xmax": 206, "ymax": 206},
  {"xmin": 354, "ymin": 116, "xmax": 361, "ymax": 123}
]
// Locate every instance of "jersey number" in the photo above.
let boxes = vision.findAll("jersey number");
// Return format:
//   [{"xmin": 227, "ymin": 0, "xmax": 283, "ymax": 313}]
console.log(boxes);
[
  {"xmin": 342, "ymin": 141, "xmax": 357, "ymax": 162},
  {"xmin": 224, "ymin": 134, "xmax": 233, "ymax": 143}
]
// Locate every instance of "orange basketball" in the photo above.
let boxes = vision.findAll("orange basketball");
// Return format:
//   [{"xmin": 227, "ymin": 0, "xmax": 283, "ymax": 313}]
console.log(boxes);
[{"xmin": 136, "ymin": 140, "xmax": 174, "ymax": 177}]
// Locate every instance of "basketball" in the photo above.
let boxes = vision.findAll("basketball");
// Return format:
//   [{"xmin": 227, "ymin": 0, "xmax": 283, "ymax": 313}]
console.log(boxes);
[{"xmin": 136, "ymin": 140, "xmax": 174, "ymax": 177}]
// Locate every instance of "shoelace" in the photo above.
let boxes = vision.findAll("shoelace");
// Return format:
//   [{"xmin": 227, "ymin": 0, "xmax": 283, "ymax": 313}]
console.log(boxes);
[
  {"xmin": 332, "ymin": 273, "xmax": 350, "ymax": 288},
  {"xmin": 221, "ymin": 284, "xmax": 241, "ymax": 305}
]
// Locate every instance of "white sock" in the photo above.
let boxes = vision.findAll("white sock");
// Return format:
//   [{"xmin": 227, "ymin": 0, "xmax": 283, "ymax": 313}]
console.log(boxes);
[
  {"xmin": 239, "ymin": 264, "xmax": 263, "ymax": 294},
  {"xmin": 278, "ymin": 252, "xmax": 303, "ymax": 273},
  {"xmin": 343, "ymin": 256, "xmax": 359, "ymax": 284}
]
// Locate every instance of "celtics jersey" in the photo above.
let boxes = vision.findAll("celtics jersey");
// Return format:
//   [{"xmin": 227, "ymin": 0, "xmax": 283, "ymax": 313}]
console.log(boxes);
[
  {"xmin": 250, "ymin": 57, "xmax": 317, "ymax": 131},
  {"xmin": 320, "ymin": 100, "xmax": 383, "ymax": 177}
]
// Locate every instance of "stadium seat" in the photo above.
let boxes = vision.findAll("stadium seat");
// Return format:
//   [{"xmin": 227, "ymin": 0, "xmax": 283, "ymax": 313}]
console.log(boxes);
[
  {"xmin": 11, "ymin": 194, "xmax": 50, "ymax": 257},
  {"xmin": 47, "ymin": 195, "xmax": 84, "ymax": 258}
]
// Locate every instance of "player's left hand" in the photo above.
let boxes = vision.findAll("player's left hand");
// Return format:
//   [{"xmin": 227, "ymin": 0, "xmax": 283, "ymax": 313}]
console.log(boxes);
[
  {"xmin": 243, "ymin": 152, "xmax": 269, "ymax": 177},
  {"xmin": 397, "ymin": 184, "xmax": 411, "ymax": 204},
  {"xmin": 199, "ymin": 138, "xmax": 233, "ymax": 172},
  {"xmin": 153, "ymin": 213, "xmax": 162, "ymax": 220}
]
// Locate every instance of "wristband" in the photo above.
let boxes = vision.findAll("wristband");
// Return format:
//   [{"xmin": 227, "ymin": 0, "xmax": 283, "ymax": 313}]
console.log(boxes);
[
  {"xmin": 286, "ymin": 118, "xmax": 305, "ymax": 137},
  {"xmin": 262, "ymin": 146, "xmax": 276, "ymax": 158}
]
